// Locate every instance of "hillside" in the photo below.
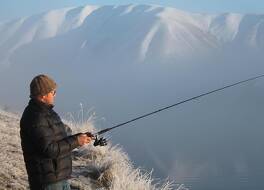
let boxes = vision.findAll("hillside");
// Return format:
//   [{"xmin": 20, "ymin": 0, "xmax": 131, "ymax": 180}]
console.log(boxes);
[
  {"xmin": 0, "ymin": 4, "xmax": 263, "ymax": 67},
  {"xmin": 0, "ymin": 108, "xmax": 186, "ymax": 190}
]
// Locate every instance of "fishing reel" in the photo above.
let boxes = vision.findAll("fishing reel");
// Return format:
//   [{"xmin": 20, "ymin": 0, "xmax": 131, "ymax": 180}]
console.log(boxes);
[
  {"xmin": 86, "ymin": 132, "xmax": 107, "ymax": 146},
  {"xmin": 93, "ymin": 135, "xmax": 107, "ymax": 146}
]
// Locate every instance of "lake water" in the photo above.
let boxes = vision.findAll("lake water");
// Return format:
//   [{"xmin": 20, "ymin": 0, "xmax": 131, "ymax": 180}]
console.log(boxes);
[{"xmin": 78, "ymin": 79, "xmax": 264, "ymax": 190}]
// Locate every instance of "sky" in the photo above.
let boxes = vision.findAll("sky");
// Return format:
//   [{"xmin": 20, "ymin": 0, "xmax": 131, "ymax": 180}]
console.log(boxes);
[{"xmin": 0, "ymin": 0, "xmax": 263, "ymax": 21}]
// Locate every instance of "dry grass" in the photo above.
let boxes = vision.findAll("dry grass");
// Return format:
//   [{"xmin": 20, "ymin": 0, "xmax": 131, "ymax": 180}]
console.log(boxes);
[{"xmin": 0, "ymin": 108, "xmax": 187, "ymax": 190}]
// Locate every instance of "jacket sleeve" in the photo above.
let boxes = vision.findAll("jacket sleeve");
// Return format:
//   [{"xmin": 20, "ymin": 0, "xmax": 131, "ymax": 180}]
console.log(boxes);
[{"xmin": 30, "ymin": 119, "xmax": 80, "ymax": 158}]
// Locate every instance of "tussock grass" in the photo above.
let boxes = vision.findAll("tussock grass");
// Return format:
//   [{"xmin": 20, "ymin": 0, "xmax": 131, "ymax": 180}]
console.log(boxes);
[
  {"xmin": 0, "ymin": 108, "xmax": 187, "ymax": 190},
  {"xmin": 65, "ymin": 107, "xmax": 186, "ymax": 190}
]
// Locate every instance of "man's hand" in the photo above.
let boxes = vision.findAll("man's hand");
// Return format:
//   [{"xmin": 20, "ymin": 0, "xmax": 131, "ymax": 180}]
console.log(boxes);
[{"xmin": 77, "ymin": 133, "xmax": 92, "ymax": 146}]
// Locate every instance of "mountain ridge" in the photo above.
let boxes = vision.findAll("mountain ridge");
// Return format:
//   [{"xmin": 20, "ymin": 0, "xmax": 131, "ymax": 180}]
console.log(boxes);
[{"xmin": 0, "ymin": 4, "xmax": 263, "ymax": 66}]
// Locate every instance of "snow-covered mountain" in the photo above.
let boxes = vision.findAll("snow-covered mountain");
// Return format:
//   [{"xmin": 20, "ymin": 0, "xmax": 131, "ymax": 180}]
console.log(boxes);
[
  {"xmin": 0, "ymin": 4, "xmax": 263, "ymax": 113},
  {"xmin": 0, "ymin": 4, "xmax": 263, "ymax": 66}
]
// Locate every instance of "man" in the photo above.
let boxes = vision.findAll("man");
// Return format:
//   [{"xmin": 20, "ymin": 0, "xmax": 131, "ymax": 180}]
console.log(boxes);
[{"xmin": 20, "ymin": 74, "xmax": 92, "ymax": 190}]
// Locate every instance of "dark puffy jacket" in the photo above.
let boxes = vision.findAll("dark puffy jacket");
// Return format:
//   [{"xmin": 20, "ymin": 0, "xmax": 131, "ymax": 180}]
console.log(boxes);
[{"xmin": 20, "ymin": 99, "xmax": 79, "ymax": 190}]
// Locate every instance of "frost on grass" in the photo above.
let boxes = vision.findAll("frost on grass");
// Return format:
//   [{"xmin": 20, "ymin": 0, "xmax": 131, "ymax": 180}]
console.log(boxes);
[
  {"xmin": 0, "ymin": 108, "xmax": 187, "ymax": 190},
  {"xmin": 65, "ymin": 106, "xmax": 184, "ymax": 190},
  {"xmin": 0, "ymin": 110, "xmax": 28, "ymax": 189}
]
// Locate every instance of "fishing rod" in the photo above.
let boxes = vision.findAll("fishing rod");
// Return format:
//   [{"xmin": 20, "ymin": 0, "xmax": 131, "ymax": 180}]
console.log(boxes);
[{"xmin": 88, "ymin": 74, "xmax": 264, "ymax": 146}]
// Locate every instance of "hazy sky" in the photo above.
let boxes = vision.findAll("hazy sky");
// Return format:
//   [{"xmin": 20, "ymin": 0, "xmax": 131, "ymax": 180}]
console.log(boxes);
[{"xmin": 0, "ymin": 0, "xmax": 263, "ymax": 21}]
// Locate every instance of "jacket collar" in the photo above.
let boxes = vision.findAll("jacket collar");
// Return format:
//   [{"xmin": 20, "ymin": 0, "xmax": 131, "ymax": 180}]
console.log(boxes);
[{"xmin": 29, "ymin": 98, "xmax": 54, "ymax": 111}]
